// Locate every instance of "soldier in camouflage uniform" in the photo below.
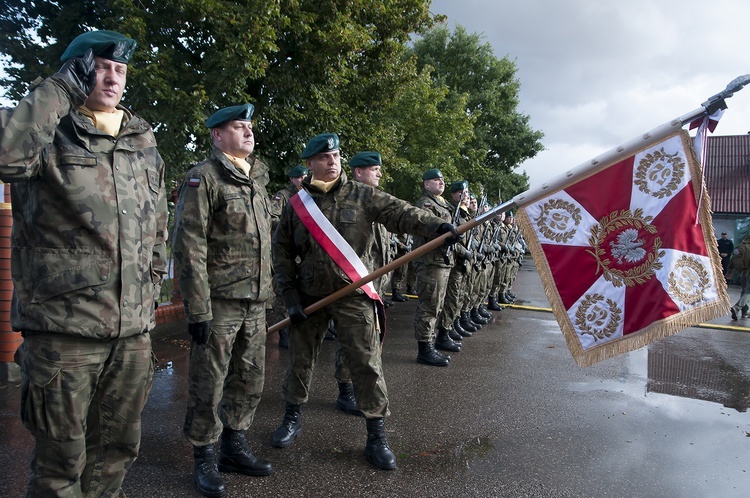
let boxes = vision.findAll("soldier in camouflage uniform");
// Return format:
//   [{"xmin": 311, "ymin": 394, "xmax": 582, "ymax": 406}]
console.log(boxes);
[
  {"xmin": 0, "ymin": 31, "xmax": 168, "ymax": 497},
  {"xmin": 437, "ymin": 181, "xmax": 475, "ymax": 345},
  {"xmin": 328, "ymin": 150, "xmax": 390, "ymax": 418},
  {"xmin": 172, "ymin": 104, "xmax": 274, "ymax": 497},
  {"xmin": 271, "ymin": 164, "xmax": 308, "ymax": 350},
  {"xmin": 270, "ymin": 133, "xmax": 457, "ymax": 470},
  {"xmin": 412, "ymin": 169, "xmax": 462, "ymax": 366}
]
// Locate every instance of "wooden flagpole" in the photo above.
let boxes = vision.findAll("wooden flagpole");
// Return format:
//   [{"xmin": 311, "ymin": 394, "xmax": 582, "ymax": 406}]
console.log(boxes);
[{"xmin": 267, "ymin": 74, "xmax": 750, "ymax": 334}]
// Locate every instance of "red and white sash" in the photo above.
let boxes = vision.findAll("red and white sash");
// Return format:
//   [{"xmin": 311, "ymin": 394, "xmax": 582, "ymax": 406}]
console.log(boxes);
[{"xmin": 289, "ymin": 189, "xmax": 382, "ymax": 303}]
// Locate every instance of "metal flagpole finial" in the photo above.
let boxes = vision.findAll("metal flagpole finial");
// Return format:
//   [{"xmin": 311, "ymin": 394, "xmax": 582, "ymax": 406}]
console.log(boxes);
[{"xmin": 701, "ymin": 74, "xmax": 750, "ymax": 113}]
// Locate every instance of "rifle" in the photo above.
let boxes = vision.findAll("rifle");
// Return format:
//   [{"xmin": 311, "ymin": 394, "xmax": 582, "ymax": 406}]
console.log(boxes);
[{"xmin": 442, "ymin": 182, "xmax": 468, "ymax": 264}]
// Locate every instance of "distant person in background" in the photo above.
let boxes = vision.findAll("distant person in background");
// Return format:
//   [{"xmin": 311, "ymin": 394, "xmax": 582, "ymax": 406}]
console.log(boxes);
[{"xmin": 717, "ymin": 231, "xmax": 734, "ymax": 280}]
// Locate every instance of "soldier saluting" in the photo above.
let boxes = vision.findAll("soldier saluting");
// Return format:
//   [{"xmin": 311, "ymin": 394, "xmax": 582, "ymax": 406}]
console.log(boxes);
[{"xmin": 0, "ymin": 30, "xmax": 168, "ymax": 496}]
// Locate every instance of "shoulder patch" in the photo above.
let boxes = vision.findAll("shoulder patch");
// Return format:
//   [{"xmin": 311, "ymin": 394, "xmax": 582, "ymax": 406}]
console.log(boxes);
[
  {"xmin": 274, "ymin": 196, "xmax": 281, "ymax": 200},
  {"xmin": 187, "ymin": 177, "xmax": 201, "ymax": 188},
  {"xmin": 423, "ymin": 201, "xmax": 433, "ymax": 207}
]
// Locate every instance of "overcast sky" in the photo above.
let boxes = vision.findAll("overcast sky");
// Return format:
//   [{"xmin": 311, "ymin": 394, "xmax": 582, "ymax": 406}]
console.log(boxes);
[{"xmin": 429, "ymin": 0, "xmax": 750, "ymax": 188}]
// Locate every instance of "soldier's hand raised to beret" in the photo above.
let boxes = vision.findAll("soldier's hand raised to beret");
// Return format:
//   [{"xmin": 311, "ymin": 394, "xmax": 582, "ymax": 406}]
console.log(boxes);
[
  {"xmin": 188, "ymin": 320, "xmax": 212, "ymax": 345},
  {"xmin": 436, "ymin": 223, "xmax": 460, "ymax": 245},
  {"xmin": 287, "ymin": 303, "xmax": 309, "ymax": 324},
  {"xmin": 54, "ymin": 48, "xmax": 96, "ymax": 98}
]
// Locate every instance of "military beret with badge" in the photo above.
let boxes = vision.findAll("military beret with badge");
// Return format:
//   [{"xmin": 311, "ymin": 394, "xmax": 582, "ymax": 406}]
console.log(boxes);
[
  {"xmin": 450, "ymin": 180, "xmax": 468, "ymax": 193},
  {"xmin": 287, "ymin": 165, "xmax": 308, "ymax": 178},
  {"xmin": 349, "ymin": 151, "xmax": 382, "ymax": 169},
  {"xmin": 422, "ymin": 168, "xmax": 443, "ymax": 181},
  {"xmin": 61, "ymin": 30, "xmax": 137, "ymax": 64},
  {"xmin": 301, "ymin": 133, "xmax": 340, "ymax": 159},
  {"xmin": 205, "ymin": 103, "xmax": 254, "ymax": 129}
]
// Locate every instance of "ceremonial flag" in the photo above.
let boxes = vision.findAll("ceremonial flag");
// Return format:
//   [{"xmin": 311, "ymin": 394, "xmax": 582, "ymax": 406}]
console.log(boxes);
[{"xmin": 517, "ymin": 130, "xmax": 730, "ymax": 367}]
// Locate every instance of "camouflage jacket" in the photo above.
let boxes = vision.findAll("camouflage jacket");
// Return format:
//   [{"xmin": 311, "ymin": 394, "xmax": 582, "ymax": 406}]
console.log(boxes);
[
  {"xmin": 0, "ymin": 76, "xmax": 168, "ymax": 339},
  {"xmin": 172, "ymin": 147, "xmax": 273, "ymax": 323},
  {"xmin": 270, "ymin": 182, "xmax": 298, "ymax": 231},
  {"xmin": 413, "ymin": 190, "xmax": 454, "ymax": 268},
  {"xmin": 273, "ymin": 171, "xmax": 444, "ymax": 306}
]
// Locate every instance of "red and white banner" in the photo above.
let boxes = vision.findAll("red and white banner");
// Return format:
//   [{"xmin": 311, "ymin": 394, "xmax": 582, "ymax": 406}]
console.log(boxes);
[
  {"xmin": 517, "ymin": 130, "xmax": 730, "ymax": 366},
  {"xmin": 289, "ymin": 189, "xmax": 382, "ymax": 303}
]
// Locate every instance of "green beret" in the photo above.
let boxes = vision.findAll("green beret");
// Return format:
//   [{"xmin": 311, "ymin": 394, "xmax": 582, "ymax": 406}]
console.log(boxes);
[
  {"xmin": 349, "ymin": 151, "xmax": 381, "ymax": 169},
  {"xmin": 288, "ymin": 165, "xmax": 308, "ymax": 178},
  {"xmin": 469, "ymin": 193, "xmax": 477, "ymax": 200},
  {"xmin": 61, "ymin": 30, "xmax": 137, "ymax": 64},
  {"xmin": 301, "ymin": 133, "xmax": 340, "ymax": 159},
  {"xmin": 205, "ymin": 103, "xmax": 254, "ymax": 129},
  {"xmin": 450, "ymin": 180, "xmax": 468, "ymax": 193},
  {"xmin": 422, "ymin": 168, "xmax": 443, "ymax": 181}
]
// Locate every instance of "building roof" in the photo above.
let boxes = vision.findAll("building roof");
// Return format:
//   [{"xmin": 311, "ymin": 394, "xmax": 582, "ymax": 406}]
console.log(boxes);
[{"xmin": 704, "ymin": 134, "xmax": 750, "ymax": 215}]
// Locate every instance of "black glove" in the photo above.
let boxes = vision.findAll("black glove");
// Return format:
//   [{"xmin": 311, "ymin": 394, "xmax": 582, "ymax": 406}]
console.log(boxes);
[
  {"xmin": 54, "ymin": 48, "xmax": 96, "ymax": 97},
  {"xmin": 436, "ymin": 223, "xmax": 460, "ymax": 245},
  {"xmin": 188, "ymin": 320, "xmax": 212, "ymax": 345},
  {"xmin": 287, "ymin": 303, "xmax": 309, "ymax": 324}
]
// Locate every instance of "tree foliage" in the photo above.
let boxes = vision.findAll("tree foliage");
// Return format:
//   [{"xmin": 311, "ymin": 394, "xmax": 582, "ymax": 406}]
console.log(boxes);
[
  {"xmin": 0, "ymin": 2, "xmax": 541, "ymax": 203},
  {"xmin": 410, "ymin": 24, "xmax": 544, "ymax": 203}
]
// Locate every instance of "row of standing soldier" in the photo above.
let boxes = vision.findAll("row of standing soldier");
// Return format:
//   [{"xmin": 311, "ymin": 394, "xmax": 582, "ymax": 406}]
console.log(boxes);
[{"xmin": 0, "ymin": 28, "xmax": 520, "ymax": 498}]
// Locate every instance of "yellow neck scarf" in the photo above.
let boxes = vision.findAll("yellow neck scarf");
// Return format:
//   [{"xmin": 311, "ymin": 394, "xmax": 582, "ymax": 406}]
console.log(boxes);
[
  {"xmin": 310, "ymin": 176, "xmax": 340, "ymax": 193},
  {"xmin": 80, "ymin": 106, "xmax": 124, "ymax": 137},
  {"xmin": 223, "ymin": 153, "xmax": 251, "ymax": 177}
]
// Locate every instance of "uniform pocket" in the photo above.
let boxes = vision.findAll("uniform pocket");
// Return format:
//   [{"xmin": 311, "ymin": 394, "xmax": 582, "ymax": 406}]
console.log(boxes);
[{"xmin": 30, "ymin": 250, "xmax": 110, "ymax": 303}]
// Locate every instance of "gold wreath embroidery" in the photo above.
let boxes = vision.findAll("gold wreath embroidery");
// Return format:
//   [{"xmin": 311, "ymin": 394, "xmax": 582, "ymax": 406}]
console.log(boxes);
[
  {"xmin": 633, "ymin": 147, "xmax": 685, "ymax": 199},
  {"xmin": 533, "ymin": 198, "xmax": 582, "ymax": 243},
  {"xmin": 585, "ymin": 208, "xmax": 665, "ymax": 287},
  {"xmin": 667, "ymin": 255, "xmax": 710, "ymax": 306},
  {"xmin": 574, "ymin": 293, "xmax": 623, "ymax": 342}
]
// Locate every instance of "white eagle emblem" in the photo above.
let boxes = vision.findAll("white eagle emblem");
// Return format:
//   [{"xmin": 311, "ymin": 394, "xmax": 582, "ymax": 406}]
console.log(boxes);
[{"xmin": 610, "ymin": 228, "xmax": 646, "ymax": 264}]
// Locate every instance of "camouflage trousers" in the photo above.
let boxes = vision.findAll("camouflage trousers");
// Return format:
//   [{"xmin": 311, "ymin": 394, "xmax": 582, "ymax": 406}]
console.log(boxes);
[
  {"xmin": 438, "ymin": 264, "xmax": 468, "ymax": 330},
  {"xmin": 16, "ymin": 332, "xmax": 154, "ymax": 498},
  {"xmin": 284, "ymin": 294, "xmax": 388, "ymax": 418},
  {"xmin": 390, "ymin": 250, "xmax": 409, "ymax": 292},
  {"xmin": 413, "ymin": 263, "xmax": 451, "ymax": 342},
  {"xmin": 184, "ymin": 299, "xmax": 267, "ymax": 446}
]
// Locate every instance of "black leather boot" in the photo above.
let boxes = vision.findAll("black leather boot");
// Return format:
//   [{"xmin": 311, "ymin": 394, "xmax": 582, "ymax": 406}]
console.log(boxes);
[
  {"xmin": 460, "ymin": 312, "xmax": 478, "ymax": 332},
  {"xmin": 391, "ymin": 290, "xmax": 408, "ymax": 302},
  {"xmin": 471, "ymin": 307, "xmax": 488, "ymax": 325},
  {"xmin": 435, "ymin": 327, "xmax": 461, "ymax": 352},
  {"xmin": 453, "ymin": 318, "xmax": 472, "ymax": 338},
  {"xmin": 499, "ymin": 292, "xmax": 513, "ymax": 304},
  {"xmin": 364, "ymin": 418, "xmax": 397, "ymax": 470},
  {"xmin": 270, "ymin": 403, "xmax": 303, "ymax": 448},
  {"xmin": 193, "ymin": 444, "xmax": 227, "ymax": 498},
  {"xmin": 478, "ymin": 304, "xmax": 492, "ymax": 318},
  {"xmin": 417, "ymin": 341, "xmax": 450, "ymax": 366},
  {"xmin": 219, "ymin": 428, "xmax": 274, "ymax": 476},
  {"xmin": 406, "ymin": 285, "xmax": 417, "ymax": 295},
  {"xmin": 278, "ymin": 328, "xmax": 289, "ymax": 349},
  {"xmin": 487, "ymin": 295, "xmax": 504, "ymax": 311},
  {"xmin": 336, "ymin": 382, "xmax": 363, "ymax": 416},
  {"xmin": 447, "ymin": 324, "xmax": 463, "ymax": 342}
]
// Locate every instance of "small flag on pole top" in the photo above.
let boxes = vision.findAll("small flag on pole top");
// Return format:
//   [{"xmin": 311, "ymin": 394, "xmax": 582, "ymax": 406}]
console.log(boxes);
[
  {"xmin": 517, "ymin": 130, "xmax": 730, "ymax": 367},
  {"xmin": 689, "ymin": 108, "xmax": 724, "ymax": 164}
]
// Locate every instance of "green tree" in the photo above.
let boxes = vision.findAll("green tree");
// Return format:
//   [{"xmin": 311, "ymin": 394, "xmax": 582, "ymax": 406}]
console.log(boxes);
[
  {"xmin": 0, "ymin": 0, "xmax": 440, "ymax": 191},
  {"xmin": 411, "ymin": 24, "xmax": 544, "ymax": 202}
]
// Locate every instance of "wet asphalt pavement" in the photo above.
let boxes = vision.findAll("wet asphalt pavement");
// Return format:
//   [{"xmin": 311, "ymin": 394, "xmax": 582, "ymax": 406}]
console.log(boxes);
[{"xmin": 1, "ymin": 263, "xmax": 749, "ymax": 497}]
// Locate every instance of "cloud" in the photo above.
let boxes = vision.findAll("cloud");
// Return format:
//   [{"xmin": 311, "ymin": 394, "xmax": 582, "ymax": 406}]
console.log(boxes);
[{"xmin": 430, "ymin": 0, "xmax": 750, "ymax": 187}]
